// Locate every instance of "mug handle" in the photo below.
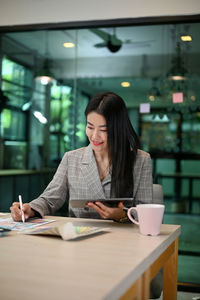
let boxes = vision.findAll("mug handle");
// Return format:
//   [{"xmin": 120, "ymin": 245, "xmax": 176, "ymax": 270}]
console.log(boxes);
[{"xmin": 127, "ymin": 207, "xmax": 139, "ymax": 225}]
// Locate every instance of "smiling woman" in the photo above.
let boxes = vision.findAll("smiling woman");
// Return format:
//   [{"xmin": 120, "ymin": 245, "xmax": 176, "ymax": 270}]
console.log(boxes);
[
  {"xmin": 10, "ymin": 91, "xmax": 154, "ymax": 222},
  {"xmin": 84, "ymin": 91, "xmax": 141, "ymax": 198},
  {"xmin": 10, "ymin": 90, "xmax": 163, "ymax": 297}
]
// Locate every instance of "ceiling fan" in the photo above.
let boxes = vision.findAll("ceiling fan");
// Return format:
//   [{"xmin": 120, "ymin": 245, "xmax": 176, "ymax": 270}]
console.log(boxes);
[{"xmin": 90, "ymin": 28, "xmax": 154, "ymax": 53}]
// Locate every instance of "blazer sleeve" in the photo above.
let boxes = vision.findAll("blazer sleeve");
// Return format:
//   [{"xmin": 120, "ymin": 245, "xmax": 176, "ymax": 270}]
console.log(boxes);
[
  {"xmin": 133, "ymin": 152, "xmax": 153, "ymax": 205},
  {"xmin": 29, "ymin": 152, "xmax": 69, "ymax": 216}
]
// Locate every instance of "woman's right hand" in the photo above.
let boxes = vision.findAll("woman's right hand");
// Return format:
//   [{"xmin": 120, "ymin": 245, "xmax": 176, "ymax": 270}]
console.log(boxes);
[{"xmin": 10, "ymin": 202, "xmax": 35, "ymax": 222}]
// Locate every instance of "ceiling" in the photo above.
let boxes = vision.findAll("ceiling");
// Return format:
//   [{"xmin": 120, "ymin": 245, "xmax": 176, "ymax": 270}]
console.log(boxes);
[
  {"xmin": 2, "ymin": 22, "xmax": 200, "ymax": 106},
  {"xmin": 5, "ymin": 23, "xmax": 200, "ymax": 58}
]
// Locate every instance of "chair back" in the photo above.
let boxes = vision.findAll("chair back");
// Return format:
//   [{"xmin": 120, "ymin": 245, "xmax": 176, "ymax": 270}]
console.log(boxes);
[{"xmin": 153, "ymin": 184, "xmax": 163, "ymax": 204}]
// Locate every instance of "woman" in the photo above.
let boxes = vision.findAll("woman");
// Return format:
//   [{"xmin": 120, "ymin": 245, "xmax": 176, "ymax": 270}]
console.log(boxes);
[
  {"xmin": 10, "ymin": 92, "xmax": 163, "ymax": 298},
  {"xmin": 10, "ymin": 91, "xmax": 153, "ymax": 222}
]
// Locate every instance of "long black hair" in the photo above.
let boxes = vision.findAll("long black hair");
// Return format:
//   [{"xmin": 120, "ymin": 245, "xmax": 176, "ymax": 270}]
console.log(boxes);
[{"xmin": 85, "ymin": 92, "xmax": 140, "ymax": 198}]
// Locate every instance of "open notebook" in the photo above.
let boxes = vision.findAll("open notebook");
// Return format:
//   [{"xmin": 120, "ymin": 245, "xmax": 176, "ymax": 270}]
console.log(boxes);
[{"xmin": 20, "ymin": 222, "xmax": 110, "ymax": 241}]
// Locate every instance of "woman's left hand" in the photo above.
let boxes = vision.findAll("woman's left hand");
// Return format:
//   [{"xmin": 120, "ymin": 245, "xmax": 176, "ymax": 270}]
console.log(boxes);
[{"xmin": 86, "ymin": 201, "xmax": 126, "ymax": 221}]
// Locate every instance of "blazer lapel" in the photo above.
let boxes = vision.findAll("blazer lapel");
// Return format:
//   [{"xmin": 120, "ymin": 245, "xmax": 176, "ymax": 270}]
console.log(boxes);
[{"xmin": 80, "ymin": 144, "xmax": 106, "ymax": 199}]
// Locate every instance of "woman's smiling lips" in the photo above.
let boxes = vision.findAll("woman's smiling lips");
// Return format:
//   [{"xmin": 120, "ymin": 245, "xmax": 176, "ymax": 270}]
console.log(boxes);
[{"xmin": 92, "ymin": 140, "xmax": 103, "ymax": 146}]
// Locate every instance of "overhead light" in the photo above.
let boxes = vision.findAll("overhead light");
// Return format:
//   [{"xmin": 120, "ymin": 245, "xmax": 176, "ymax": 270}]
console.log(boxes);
[
  {"xmin": 121, "ymin": 81, "xmax": 130, "ymax": 87},
  {"xmin": 63, "ymin": 42, "xmax": 75, "ymax": 48},
  {"xmin": 35, "ymin": 59, "xmax": 55, "ymax": 85},
  {"xmin": 22, "ymin": 102, "xmax": 32, "ymax": 111},
  {"xmin": 181, "ymin": 35, "xmax": 192, "ymax": 42},
  {"xmin": 169, "ymin": 75, "xmax": 186, "ymax": 81},
  {"xmin": 33, "ymin": 111, "xmax": 48, "ymax": 124},
  {"xmin": 35, "ymin": 75, "xmax": 55, "ymax": 85},
  {"xmin": 40, "ymin": 76, "xmax": 53, "ymax": 85},
  {"xmin": 35, "ymin": 32, "xmax": 55, "ymax": 85},
  {"xmin": 149, "ymin": 95, "xmax": 155, "ymax": 101},
  {"xmin": 167, "ymin": 43, "xmax": 188, "ymax": 81}
]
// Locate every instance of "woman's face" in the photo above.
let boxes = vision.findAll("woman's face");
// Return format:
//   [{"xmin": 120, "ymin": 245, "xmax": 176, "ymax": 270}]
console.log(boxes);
[{"xmin": 86, "ymin": 112, "xmax": 108, "ymax": 154}]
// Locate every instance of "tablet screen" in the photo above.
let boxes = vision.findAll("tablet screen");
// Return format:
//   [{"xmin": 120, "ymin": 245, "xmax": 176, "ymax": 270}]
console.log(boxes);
[{"xmin": 70, "ymin": 198, "xmax": 133, "ymax": 208}]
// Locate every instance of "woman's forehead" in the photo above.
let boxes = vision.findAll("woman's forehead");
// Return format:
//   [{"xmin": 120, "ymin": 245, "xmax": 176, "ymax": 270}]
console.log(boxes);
[{"xmin": 87, "ymin": 112, "xmax": 107, "ymax": 126}]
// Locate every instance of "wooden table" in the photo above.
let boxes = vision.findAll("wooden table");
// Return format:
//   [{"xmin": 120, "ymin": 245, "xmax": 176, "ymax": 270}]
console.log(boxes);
[{"xmin": 0, "ymin": 216, "xmax": 181, "ymax": 300}]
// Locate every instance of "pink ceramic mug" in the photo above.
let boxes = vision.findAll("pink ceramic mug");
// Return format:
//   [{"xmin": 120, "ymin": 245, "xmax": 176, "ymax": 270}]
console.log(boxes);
[{"xmin": 127, "ymin": 204, "xmax": 165, "ymax": 236}]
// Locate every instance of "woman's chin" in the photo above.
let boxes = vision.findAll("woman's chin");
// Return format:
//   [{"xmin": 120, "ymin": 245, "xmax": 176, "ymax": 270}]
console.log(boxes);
[{"xmin": 91, "ymin": 144, "xmax": 106, "ymax": 153}]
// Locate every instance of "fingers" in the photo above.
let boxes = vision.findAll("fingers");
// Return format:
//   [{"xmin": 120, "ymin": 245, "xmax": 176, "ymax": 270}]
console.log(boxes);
[
  {"xmin": 95, "ymin": 202, "xmax": 106, "ymax": 210},
  {"xmin": 12, "ymin": 202, "xmax": 20, "ymax": 206},
  {"xmin": 10, "ymin": 202, "xmax": 22, "ymax": 221},
  {"xmin": 87, "ymin": 201, "xmax": 125, "ymax": 221},
  {"xmin": 118, "ymin": 202, "xmax": 124, "ymax": 209},
  {"xmin": 87, "ymin": 202, "xmax": 109, "ymax": 219},
  {"xmin": 95, "ymin": 202, "xmax": 110, "ymax": 218},
  {"xmin": 22, "ymin": 203, "xmax": 35, "ymax": 220},
  {"xmin": 10, "ymin": 202, "xmax": 33, "ymax": 221}
]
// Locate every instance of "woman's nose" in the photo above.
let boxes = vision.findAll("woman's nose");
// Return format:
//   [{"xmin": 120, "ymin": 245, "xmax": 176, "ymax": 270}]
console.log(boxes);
[{"xmin": 92, "ymin": 129, "xmax": 99, "ymax": 139}]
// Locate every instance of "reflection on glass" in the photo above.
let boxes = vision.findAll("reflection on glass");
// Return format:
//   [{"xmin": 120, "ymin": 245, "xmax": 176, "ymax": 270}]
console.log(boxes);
[
  {"xmin": 141, "ymin": 113, "xmax": 178, "ymax": 153},
  {"xmin": 4, "ymin": 141, "xmax": 27, "ymax": 169},
  {"xmin": 182, "ymin": 112, "xmax": 200, "ymax": 154},
  {"xmin": 2, "ymin": 109, "xmax": 26, "ymax": 140},
  {"xmin": 49, "ymin": 82, "xmax": 88, "ymax": 165},
  {"xmin": 2, "ymin": 57, "xmax": 32, "ymax": 108}
]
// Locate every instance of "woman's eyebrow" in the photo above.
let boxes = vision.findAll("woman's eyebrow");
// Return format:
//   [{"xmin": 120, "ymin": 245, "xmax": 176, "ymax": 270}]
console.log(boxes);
[
  {"xmin": 87, "ymin": 121, "xmax": 94, "ymax": 126},
  {"xmin": 87, "ymin": 121, "xmax": 107, "ymax": 128}
]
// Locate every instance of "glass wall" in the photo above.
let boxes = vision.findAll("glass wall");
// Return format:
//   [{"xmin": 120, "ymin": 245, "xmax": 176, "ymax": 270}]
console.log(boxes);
[{"xmin": 1, "ymin": 56, "xmax": 32, "ymax": 168}]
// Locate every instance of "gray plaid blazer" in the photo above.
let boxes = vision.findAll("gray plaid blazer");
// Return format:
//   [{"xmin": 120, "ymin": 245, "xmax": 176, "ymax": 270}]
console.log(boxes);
[
  {"xmin": 30, "ymin": 144, "xmax": 162, "ymax": 297},
  {"xmin": 30, "ymin": 144, "xmax": 153, "ymax": 218}
]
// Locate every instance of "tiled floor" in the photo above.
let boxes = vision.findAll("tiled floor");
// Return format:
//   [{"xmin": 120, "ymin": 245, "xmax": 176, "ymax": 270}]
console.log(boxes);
[
  {"xmin": 177, "ymin": 292, "xmax": 200, "ymax": 300},
  {"xmin": 171, "ymin": 292, "xmax": 200, "ymax": 300},
  {"xmin": 157, "ymin": 291, "xmax": 200, "ymax": 300}
]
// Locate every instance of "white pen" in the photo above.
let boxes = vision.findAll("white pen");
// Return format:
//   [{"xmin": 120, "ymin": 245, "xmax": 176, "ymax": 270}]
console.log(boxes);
[{"xmin": 18, "ymin": 195, "xmax": 25, "ymax": 223}]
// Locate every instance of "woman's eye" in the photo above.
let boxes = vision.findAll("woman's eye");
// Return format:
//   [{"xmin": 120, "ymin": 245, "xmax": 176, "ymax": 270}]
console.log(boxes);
[{"xmin": 87, "ymin": 126, "xmax": 93, "ymax": 130}]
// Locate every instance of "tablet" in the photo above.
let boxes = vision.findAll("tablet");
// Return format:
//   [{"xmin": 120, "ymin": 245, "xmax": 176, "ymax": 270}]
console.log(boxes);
[{"xmin": 70, "ymin": 198, "xmax": 133, "ymax": 208}]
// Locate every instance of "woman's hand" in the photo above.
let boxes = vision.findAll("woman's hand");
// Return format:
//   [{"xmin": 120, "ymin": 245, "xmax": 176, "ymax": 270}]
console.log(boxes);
[
  {"xmin": 86, "ymin": 201, "xmax": 126, "ymax": 221},
  {"xmin": 10, "ymin": 202, "xmax": 35, "ymax": 222}
]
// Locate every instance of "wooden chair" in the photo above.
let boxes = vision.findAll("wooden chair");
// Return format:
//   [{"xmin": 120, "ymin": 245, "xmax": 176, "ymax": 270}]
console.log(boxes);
[{"xmin": 151, "ymin": 184, "xmax": 164, "ymax": 299}]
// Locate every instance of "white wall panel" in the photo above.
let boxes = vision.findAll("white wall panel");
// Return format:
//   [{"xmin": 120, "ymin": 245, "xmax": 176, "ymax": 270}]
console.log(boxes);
[{"xmin": 0, "ymin": 0, "xmax": 200, "ymax": 27}]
